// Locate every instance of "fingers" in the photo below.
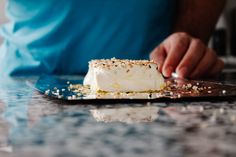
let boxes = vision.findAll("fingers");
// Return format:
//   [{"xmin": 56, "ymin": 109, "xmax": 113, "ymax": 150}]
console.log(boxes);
[
  {"xmin": 208, "ymin": 58, "xmax": 224, "ymax": 77},
  {"xmin": 189, "ymin": 48, "xmax": 218, "ymax": 78},
  {"xmin": 150, "ymin": 45, "xmax": 166, "ymax": 72},
  {"xmin": 150, "ymin": 32, "xmax": 224, "ymax": 79},
  {"xmin": 162, "ymin": 33, "xmax": 191, "ymax": 77},
  {"xmin": 176, "ymin": 38, "xmax": 206, "ymax": 78}
]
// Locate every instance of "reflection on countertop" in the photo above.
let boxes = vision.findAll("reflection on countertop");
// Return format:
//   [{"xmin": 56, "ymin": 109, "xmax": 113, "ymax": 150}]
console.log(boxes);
[
  {"xmin": 90, "ymin": 106, "xmax": 159, "ymax": 123},
  {"xmin": 0, "ymin": 73, "xmax": 236, "ymax": 157}
]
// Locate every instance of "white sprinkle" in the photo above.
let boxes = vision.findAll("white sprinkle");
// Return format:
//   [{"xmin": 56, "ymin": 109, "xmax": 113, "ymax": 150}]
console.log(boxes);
[
  {"xmin": 45, "ymin": 90, "xmax": 50, "ymax": 95},
  {"xmin": 52, "ymin": 91, "xmax": 59, "ymax": 96},
  {"xmin": 187, "ymin": 83, "xmax": 192, "ymax": 88},
  {"xmin": 69, "ymin": 84, "xmax": 73, "ymax": 88},
  {"xmin": 192, "ymin": 86, "xmax": 198, "ymax": 90},
  {"xmin": 72, "ymin": 95, "xmax": 77, "ymax": 99},
  {"xmin": 58, "ymin": 95, "xmax": 63, "ymax": 99}
]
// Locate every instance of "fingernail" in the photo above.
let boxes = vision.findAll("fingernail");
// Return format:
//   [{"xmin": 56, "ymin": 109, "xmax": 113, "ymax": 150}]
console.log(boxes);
[
  {"xmin": 178, "ymin": 67, "xmax": 188, "ymax": 78},
  {"xmin": 163, "ymin": 66, "xmax": 173, "ymax": 77},
  {"xmin": 157, "ymin": 64, "xmax": 162, "ymax": 72}
]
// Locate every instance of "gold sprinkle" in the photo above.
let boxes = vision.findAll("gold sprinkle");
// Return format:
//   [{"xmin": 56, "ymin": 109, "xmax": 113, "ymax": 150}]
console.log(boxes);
[
  {"xmin": 207, "ymin": 91, "xmax": 212, "ymax": 94},
  {"xmin": 187, "ymin": 83, "xmax": 192, "ymax": 88},
  {"xmin": 192, "ymin": 86, "xmax": 198, "ymax": 91},
  {"xmin": 89, "ymin": 58, "xmax": 157, "ymax": 69}
]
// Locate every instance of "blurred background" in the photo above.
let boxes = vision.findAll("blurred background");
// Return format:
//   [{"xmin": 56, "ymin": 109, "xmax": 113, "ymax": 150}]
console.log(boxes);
[
  {"xmin": 0, "ymin": 0, "xmax": 6, "ymax": 44},
  {"xmin": 0, "ymin": 0, "xmax": 236, "ymax": 61}
]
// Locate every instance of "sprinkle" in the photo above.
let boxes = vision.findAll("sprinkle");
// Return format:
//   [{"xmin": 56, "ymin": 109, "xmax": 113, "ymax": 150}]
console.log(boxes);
[
  {"xmin": 192, "ymin": 86, "xmax": 198, "ymax": 91},
  {"xmin": 72, "ymin": 95, "xmax": 77, "ymax": 99},
  {"xmin": 57, "ymin": 95, "xmax": 63, "ymax": 99},
  {"xmin": 45, "ymin": 90, "xmax": 50, "ymax": 95},
  {"xmin": 52, "ymin": 91, "xmax": 59, "ymax": 96},
  {"xmin": 222, "ymin": 90, "xmax": 226, "ymax": 94},
  {"xmin": 207, "ymin": 91, "xmax": 212, "ymax": 94},
  {"xmin": 187, "ymin": 83, "xmax": 192, "ymax": 88},
  {"xmin": 198, "ymin": 87, "xmax": 204, "ymax": 91},
  {"xmin": 89, "ymin": 58, "xmax": 156, "ymax": 69}
]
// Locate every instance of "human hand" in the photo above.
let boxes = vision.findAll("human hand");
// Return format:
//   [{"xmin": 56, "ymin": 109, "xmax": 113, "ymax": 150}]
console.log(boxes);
[{"xmin": 150, "ymin": 32, "xmax": 224, "ymax": 79}]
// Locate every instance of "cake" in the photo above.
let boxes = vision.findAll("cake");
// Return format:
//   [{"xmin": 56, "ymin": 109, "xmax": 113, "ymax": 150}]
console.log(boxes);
[{"xmin": 83, "ymin": 58, "xmax": 165, "ymax": 92}]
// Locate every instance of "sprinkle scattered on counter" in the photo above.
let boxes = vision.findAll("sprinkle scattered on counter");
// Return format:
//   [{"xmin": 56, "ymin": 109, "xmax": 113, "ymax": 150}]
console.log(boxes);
[{"xmin": 43, "ymin": 79, "xmax": 230, "ymax": 100}]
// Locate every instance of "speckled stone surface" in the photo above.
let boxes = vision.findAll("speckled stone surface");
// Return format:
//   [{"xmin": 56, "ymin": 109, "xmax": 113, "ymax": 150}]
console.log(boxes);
[{"xmin": 0, "ymin": 73, "xmax": 236, "ymax": 157}]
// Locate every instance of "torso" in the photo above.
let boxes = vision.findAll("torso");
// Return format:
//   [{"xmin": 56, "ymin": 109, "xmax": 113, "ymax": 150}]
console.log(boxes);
[{"xmin": 0, "ymin": 0, "xmax": 176, "ymax": 75}]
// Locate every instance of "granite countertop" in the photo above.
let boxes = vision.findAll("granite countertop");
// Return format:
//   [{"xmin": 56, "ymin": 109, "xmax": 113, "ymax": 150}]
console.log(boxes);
[{"xmin": 0, "ymin": 73, "xmax": 236, "ymax": 157}]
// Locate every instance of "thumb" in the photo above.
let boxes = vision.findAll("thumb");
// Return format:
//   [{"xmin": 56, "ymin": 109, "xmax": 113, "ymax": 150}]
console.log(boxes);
[{"xmin": 150, "ymin": 44, "xmax": 166, "ymax": 72}]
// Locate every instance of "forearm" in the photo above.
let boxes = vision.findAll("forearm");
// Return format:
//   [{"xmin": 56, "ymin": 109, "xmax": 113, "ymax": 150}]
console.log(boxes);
[{"xmin": 173, "ymin": 0, "xmax": 226, "ymax": 44}]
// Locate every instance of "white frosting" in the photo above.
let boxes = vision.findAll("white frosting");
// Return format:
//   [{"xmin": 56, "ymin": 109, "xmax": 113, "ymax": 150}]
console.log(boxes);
[{"xmin": 83, "ymin": 59, "xmax": 165, "ymax": 92}]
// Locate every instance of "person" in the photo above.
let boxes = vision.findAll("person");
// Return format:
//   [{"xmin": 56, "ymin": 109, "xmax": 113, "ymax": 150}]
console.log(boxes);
[{"xmin": 0, "ymin": 0, "xmax": 226, "ymax": 78}]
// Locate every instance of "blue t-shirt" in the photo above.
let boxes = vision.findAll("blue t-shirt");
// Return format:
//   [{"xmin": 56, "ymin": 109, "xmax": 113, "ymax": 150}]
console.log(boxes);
[{"xmin": 0, "ymin": 0, "xmax": 176, "ymax": 76}]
